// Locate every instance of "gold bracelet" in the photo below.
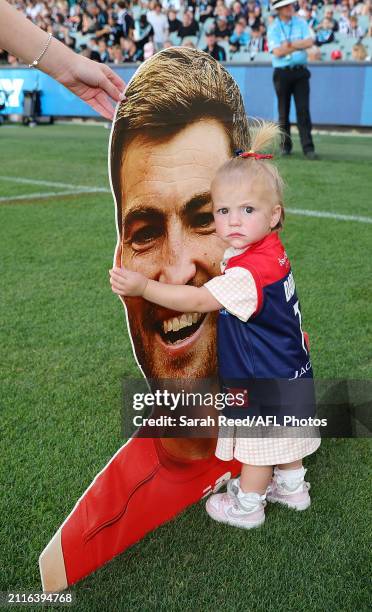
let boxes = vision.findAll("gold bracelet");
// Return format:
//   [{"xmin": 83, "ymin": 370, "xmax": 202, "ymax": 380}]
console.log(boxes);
[{"xmin": 28, "ymin": 33, "xmax": 53, "ymax": 68}]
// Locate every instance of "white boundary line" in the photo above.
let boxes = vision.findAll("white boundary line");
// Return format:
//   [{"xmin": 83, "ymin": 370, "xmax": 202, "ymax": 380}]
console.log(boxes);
[
  {"xmin": 0, "ymin": 175, "xmax": 110, "ymax": 192},
  {"xmin": 0, "ymin": 189, "xmax": 109, "ymax": 202},
  {"xmin": 0, "ymin": 175, "xmax": 371, "ymax": 224},
  {"xmin": 286, "ymin": 208, "xmax": 372, "ymax": 224}
]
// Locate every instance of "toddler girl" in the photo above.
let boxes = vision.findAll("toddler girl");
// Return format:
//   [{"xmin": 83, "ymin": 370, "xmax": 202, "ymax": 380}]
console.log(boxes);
[{"xmin": 110, "ymin": 121, "xmax": 320, "ymax": 529}]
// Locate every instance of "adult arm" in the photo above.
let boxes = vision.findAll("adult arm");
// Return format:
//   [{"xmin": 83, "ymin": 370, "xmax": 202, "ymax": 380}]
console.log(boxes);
[
  {"xmin": 0, "ymin": 0, "xmax": 125, "ymax": 119},
  {"xmin": 272, "ymin": 38, "xmax": 313, "ymax": 56},
  {"xmin": 290, "ymin": 19, "xmax": 314, "ymax": 51},
  {"xmin": 272, "ymin": 41, "xmax": 293, "ymax": 57},
  {"xmin": 290, "ymin": 37, "xmax": 314, "ymax": 50}
]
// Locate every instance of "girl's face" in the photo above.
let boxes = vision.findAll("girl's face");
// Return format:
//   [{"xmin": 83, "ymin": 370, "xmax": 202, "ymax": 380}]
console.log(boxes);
[{"xmin": 211, "ymin": 173, "xmax": 282, "ymax": 250}]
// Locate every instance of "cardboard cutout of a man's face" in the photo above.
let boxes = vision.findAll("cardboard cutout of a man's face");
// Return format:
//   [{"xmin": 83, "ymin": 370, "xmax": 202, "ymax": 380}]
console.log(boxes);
[
  {"xmin": 110, "ymin": 47, "xmax": 249, "ymax": 383},
  {"xmin": 116, "ymin": 120, "xmax": 228, "ymax": 380},
  {"xmin": 39, "ymin": 48, "xmax": 248, "ymax": 592}
]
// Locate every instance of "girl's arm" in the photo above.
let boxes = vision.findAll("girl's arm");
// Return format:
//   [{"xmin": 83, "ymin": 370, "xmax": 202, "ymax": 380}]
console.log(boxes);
[{"xmin": 110, "ymin": 267, "xmax": 222, "ymax": 314}]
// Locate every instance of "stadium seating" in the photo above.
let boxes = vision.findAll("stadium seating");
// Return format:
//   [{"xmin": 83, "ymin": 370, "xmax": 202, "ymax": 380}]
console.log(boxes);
[{"xmin": 5, "ymin": 0, "xmax": 372, "ymax": 65}]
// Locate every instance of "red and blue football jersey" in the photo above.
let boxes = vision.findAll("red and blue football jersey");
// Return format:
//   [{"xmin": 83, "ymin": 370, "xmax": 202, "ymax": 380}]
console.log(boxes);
[{"xmin": 217, "ymin": 232, "xmax": 315, "ymax": 418}]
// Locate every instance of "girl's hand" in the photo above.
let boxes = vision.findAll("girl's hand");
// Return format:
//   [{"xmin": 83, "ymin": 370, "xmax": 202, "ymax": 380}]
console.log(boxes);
[{"xmin": 109, "ymin": 267, "xmax": 148, "ymax": 297}]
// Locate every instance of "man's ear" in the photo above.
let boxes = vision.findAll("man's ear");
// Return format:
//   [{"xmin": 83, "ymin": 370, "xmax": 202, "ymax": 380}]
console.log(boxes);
[{"xmin": 114, "ymin": 240, "xmax": 122, "ymax": 267}]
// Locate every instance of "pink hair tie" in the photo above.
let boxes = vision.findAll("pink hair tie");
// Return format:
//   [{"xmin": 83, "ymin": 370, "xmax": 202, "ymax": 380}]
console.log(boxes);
[{"xmin": 239, "ymin": 151, "xmax": 273, "ymax": 160}]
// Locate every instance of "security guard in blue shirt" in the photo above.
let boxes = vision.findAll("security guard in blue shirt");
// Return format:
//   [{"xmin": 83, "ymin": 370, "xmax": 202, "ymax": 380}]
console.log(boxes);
[{"xmin": 268, "ymin": 0, "xmax": 317, "ymax": 159}]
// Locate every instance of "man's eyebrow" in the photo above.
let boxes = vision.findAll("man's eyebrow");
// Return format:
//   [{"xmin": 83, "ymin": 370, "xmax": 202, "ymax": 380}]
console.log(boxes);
[
  {"xmin": 122, "ymin": 206, "xmax": 163, "ymax": 230},
  {"xmin": 122, "ymin": 192, "xmax": 212, "ymax": 229},
  {"xmin": 181, "ymin": 191, "xmax": 212, "ymax": 216}
]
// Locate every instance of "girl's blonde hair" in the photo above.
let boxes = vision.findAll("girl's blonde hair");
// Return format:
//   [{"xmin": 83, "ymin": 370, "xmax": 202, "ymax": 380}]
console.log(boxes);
[{"xmin": 212, "ymin": 120, "xmax": 285, "ymax": 230}]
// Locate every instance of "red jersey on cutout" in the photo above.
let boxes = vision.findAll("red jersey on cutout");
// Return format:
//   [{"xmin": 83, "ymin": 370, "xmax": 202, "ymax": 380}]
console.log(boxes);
[{"xmin": 61, "ymin": 436, "xmax": 240, "ymax": 585}]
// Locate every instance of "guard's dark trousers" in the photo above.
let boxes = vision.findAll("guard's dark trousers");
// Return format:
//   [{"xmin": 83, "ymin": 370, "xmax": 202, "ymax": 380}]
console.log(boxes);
[{"xmin": 273, "ymin": 66, "xmax": 314, "ymax": 154}]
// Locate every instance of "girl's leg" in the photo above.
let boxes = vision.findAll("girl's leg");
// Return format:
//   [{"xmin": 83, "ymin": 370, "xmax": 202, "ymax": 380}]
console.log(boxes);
[
  {"xmin": 240, "ymin": 464, "xmax": 273, "ymax": 495},
  {"xmin": 277, "ymin": 459, "xmax": 303, "ymax": 470}
]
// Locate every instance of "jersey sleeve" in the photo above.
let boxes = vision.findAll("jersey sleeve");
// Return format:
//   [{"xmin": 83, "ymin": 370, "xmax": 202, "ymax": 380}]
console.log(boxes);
[{"xmin": 204, "ymin": 267, "xmax": 258, "ymax": 322}]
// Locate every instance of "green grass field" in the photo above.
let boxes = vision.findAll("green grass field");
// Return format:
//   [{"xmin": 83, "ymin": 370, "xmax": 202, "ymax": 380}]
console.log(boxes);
[{"xmin": 1, "ymin": 125, "xmax": 371, "ymax": 612}]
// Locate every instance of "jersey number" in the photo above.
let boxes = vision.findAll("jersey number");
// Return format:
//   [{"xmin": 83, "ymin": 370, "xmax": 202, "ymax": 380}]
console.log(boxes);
[{"xmin": 293, "ymin": 300, "xmax": 308, "ymax": 355}]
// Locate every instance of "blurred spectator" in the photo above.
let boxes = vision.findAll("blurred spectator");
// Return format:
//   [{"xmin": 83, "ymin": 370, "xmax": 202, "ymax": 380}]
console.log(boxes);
[
  {"xmin": 117, "ymin": 1, "xmax": 135, "ymax": 38},
  {"xmin": 162, "ymin": 0, "xmax": 182, "ymax": 9},
  {"xmin": 324, "ymin": 9, "xmax": 339, "ymax": 32},
  {"xmin": 199, "ymin": 1, "xmax": 215, "ymax": 24},
  {"xmin": 167, "ymin": 8, "xmax": 182, "ymax": 34},
  {"xmin": 97, "ymin": 37, "xmax": 110, "ymax": 63},
  {"xmin": 110, "ymin": 43, "xmax": 124, "ymax": 64},
  {"xmin": 230, "ymin": 20, "xmax": 250, "ymax": 48},
  {"xmin": 203, "ymin": 29, "xmax": 227, "ymax": 60},
  {"xmin": 247, "ymin": 5, "xmax": 262, "ymax": 29},
  {"xmin": 348, "ymin": 15, "xmax": 365, "ymax": 37},
  {"xmin": 80, "ymin": 43, "xmax": 100, "ymax": 62},
  {"xmin": 352, "ymin": 42, "xmax": 370, "ymax": 59},
  {"xmin": 143, "ymin": 40, "xmax": 155, "ymax": 59},
  {"xmin": 349, "ymin": 0, "xmax": 364, "ymax": 16},
  {"xmin": 182, "ymin": 38, "xmax": 197, "ymax": 48},
  {"xmin": 301, "ymin": 7, "xmax": 318, "ymax": 34},
  {"xmin": 178, "ymin": 11, "xmax": 199, "ymax": 39},
  {"xmin": 215, "ymin": 16, "xmax": 232, "ymax": 40},
  {"xmin": 231, "ymin": 1, "xmax": 246, "ymax": 23},
  {"xmin": 315, "ymin": 18, "xmax": 336, "ymax": 45},
  {"xmin": 338, "ymin": 8, "xmax": 351, "ymax": 34},
  {"xmin": 4, "ymin": 0, "xmax": 372, "ymax": 66},
  {"xmin": 147, "ymin": 2, "xmax": 169, "ymax": 50},
  {"xmin": 135, "ymin": 14, "xmax": 154, "ymax": 50},
  {"xmin": 248, "ymin": 24, "xmax": 267, "ymax": 53},
  {"xmin": 97, "ymin": 14, "xmax": 124, "ymax": 46},
  {"xmin": 121, "ymin": 37, "xmax": 143, "ymax": 61}
]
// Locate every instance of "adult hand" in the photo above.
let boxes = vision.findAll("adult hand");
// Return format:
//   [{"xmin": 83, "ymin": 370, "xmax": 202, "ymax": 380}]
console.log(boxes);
[
  {"xmin": 54, "ymin": 54, "xmax": 125, "ymax": 120},
  {"xmin": 0, "ymin": 0, "xmax": 126, "ymax": 120},
  {"xmin": 282, "ymin": 41, "xmax": 293, "ymax": 54}
]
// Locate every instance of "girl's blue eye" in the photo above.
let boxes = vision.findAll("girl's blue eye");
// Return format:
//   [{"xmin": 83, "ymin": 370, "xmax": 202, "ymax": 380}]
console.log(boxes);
[{"xmin": 244, "ymin": 206, "xmax": 253, "ymax": 214}]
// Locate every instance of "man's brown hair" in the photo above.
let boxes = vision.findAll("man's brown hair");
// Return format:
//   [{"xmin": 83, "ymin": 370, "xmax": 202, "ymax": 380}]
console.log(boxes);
[{"xmin": 110, "ymin": 47, "xmax": 250, "ymax": 234}]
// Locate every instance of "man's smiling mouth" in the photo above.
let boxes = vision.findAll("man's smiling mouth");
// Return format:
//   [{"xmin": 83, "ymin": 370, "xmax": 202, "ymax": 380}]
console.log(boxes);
[{"xmin": 157, "ymin": 312, "xmax": 205, "ymax": 344}]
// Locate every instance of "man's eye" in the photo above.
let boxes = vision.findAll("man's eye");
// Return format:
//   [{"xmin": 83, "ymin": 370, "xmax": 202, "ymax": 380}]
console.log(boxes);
[
  {"xmin": 193, "ymin": 212, "xmax": 215, "ymax": 228},
  {"xmin": 130, "ymin": 226, "xmax": 162, "ymax": 248},
  {"xmin": 244, "ymin": 206, "xmax": 254, "ymax": 214},
  {"xmin": 188, "ymin": 211, "xmax": 215, "ymax": 233}
]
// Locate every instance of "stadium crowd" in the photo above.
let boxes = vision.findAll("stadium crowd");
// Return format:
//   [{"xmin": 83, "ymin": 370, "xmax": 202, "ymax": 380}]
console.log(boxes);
[{"xmin": 1, "ymin": 0, "xmax": 372, "ymax": 65}]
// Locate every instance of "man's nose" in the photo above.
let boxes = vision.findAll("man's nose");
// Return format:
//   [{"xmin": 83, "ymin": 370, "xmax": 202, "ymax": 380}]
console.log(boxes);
[{"xmin": 158, "ymin": 243, "xmax": 197, "ymax": 285}]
